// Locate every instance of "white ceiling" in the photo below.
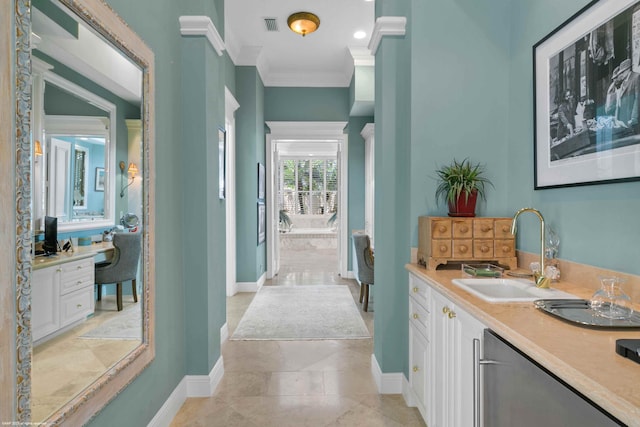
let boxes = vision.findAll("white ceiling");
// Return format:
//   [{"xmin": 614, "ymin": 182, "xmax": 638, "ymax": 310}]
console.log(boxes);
[{"xmin": 225, "ymin": 0, "xmax": 376, "ymax": 87}]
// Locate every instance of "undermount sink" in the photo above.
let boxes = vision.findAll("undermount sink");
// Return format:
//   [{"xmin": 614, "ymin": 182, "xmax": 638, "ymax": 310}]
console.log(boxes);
[{"xmin": 451, "ymin": 278, "xmax": 578, "ymax": 303}]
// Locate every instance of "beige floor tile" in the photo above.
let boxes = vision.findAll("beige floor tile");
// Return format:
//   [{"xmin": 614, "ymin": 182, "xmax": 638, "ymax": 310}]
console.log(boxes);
[{"xmin": 171, "ymin": 245, "xmax": 423, "ymax": 426}]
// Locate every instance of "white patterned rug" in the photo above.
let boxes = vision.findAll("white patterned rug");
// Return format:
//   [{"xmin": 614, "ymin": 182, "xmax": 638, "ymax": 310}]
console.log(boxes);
[
  {"xmin": 231, "ymin": 285, "xmax": 370, "ymax": 340},
  {"xmin": 80, "ymin": 305, "xmax": 142, "ymax": 340}
]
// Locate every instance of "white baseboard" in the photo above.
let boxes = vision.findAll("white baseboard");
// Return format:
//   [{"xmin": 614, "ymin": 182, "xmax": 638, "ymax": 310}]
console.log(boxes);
[
  {"xmin": 147, "ymin": 377, "xmax": 188, "ymax": 427},
  {"xmin": 147, "ymin": 355, "xmax": 224, "ymax": 427},
  {"xmin": 345, "ymin": 270, "xmax": 356, "ymax": 280},
  {"xmin": 402, "ymin": 375, "xmax": 416, "ymax": 407},
  {"xmin": 220, "ymin": 322, "xmax": 229, "ymax": 343},
  {"xmin": 236, "ymin": 272, "xmax": 266, "ymax": 293},
  {"xmin": 370, "ymin": 353, "xmax": 404, "ymax": 394}
]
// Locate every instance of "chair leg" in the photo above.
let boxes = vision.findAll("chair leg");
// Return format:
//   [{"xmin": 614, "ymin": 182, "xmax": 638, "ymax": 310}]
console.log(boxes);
[
  {"xmin": 96, "ymin": 284, "xmax": 102, "ymax": 301},
  {"xmin": 132, "ymin": 278, "xmax": 138, "ymax": 303},
  {"xmin": 116, "ymin": 282, "xmax": 123, "ymax": 311},
  {"xmin": 363, "ymin": 284, "xmax": 370, "ymax": 312},
  {"xmin": 359, "ymin": 283, "xmax": 364, "ymax": 303}
]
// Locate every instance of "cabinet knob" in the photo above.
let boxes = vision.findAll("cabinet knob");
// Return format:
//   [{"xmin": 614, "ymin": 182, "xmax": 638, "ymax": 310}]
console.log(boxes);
[
  {"xmin": 460, "ymin": 226, "xmax": 469, "ymax": 233},
  {"xmin": 502, "ymin": 245, "xmax": 510, "ymax": 253},
  {"xmin": 413, "ymin": 313, "xmax": 419, "ymax": 319},
  {"xmin": 459, "ymin": 245, "xmax": 468, "ymax": 253},
  {"xmin": 480, "ymin": 245, "xmax": 489, "ymax": 253},
  {"xmin": 439, "ymin": 245, "xmax": 447, "ymax": 253},
  {"xmin": 413, "ymin": 287, "xmax": 419, "ymax": 293},
  {"xmin": 442, "ymin": 306, "xmax": 450, "ymax": 314},
  {"xmin": 481, "ymin": 226, "xmax": 491, "ymax": 232},
  {"xmin": 76, "ymin": 304, "xmax": 82, "ymax": 308},
  {"xmin": 413, "ymin": 366, "xmax": 419, "ymax": 373},
  {"xmin": 448, "ymin": 311, "xmax": 457, "ymax": 319},
  {"xmin": 438, "ymin": 225, "xmax": 447, "ymax": 233},
  {"xmin": 502, "ymin": 225, "xmax": 510, "ymax": 233}
]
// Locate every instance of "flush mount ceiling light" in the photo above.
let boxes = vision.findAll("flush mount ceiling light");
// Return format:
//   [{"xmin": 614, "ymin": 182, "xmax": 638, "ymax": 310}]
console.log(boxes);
[{"xmin": 287, "ymin": 12, "xmax": 320, "ymax": 37}]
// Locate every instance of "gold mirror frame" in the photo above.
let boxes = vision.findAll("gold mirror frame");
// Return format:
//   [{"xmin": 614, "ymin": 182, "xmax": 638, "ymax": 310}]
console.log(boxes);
[{"xmin": 1, "ymin": 0, "xmax": 155, "ymax": 424}]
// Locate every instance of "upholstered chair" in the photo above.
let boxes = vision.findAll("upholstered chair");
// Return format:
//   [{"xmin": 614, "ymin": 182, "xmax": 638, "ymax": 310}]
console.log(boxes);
[
  {"xmin": 95, "ymin": 232, "xmax": 142, "ymax": 311},
  {"xmin": 352, "ymin": 233, "xmax": 374, "ymax": 312}
]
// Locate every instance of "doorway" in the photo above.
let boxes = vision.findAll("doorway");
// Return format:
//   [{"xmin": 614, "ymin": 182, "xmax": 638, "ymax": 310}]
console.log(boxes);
[{"xmin": 265, "ymin": 122, "xmax": 349, "ymax": 281}]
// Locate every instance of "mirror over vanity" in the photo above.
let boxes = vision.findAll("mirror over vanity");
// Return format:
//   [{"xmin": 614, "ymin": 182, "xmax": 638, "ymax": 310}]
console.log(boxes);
[{"xmin": 2, "ymin": 0, "xmax": 155, "ymax": 424}]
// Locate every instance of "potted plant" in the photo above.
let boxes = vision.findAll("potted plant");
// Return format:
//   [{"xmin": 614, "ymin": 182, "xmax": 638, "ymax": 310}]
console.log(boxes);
[{"xmin": 435, "ymin": 158, "xmax": 493, "ymax": 217}]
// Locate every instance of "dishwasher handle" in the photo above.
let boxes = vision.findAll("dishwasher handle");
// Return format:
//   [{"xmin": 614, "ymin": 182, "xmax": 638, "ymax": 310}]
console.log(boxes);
[{"xmin": 473, "ymin": 338, "xmax": 501, "ymax": 427}]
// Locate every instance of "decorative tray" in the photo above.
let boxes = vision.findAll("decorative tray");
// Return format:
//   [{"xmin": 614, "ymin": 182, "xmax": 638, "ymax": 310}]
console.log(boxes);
[{"xmin": 534, "ymin": 299, "xmax": 640, "ymax": 328}]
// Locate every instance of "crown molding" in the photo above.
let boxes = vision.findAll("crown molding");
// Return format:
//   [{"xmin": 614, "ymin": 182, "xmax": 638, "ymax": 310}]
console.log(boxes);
[
  {"xmin": 266, "ymin": 121, "xmax": 348, "ymax": 137},
  {"xmin": 360, "ymin": 123, "xmax": 375, "ymax": 139},
  {"xmin": 368, "ymin": 16, "xmax": 407, "ymax": 54},
  {"xmin": 179, "ymin": 16, "xmax": 225, "ymax": 56}
]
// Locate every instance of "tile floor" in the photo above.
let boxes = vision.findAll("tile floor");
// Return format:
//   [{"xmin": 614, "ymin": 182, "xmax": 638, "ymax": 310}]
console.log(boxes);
[
  {"xmin": 31, "ymin": 296, "xmax": 141, "ymax": 422},
  {"xmin": 170, "ymin": 246, "xmax": 425, "ymax": 426}
]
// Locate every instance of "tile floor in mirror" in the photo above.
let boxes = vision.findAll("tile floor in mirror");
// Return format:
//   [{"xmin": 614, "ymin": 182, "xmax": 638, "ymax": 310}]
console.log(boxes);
[
  {"xmin": 170, "ymin": 247, "xmax": 426, "ymax": 426},
  {"xmin": 31, "ymin": 296, "xmax": 141, "ymax": 422}
]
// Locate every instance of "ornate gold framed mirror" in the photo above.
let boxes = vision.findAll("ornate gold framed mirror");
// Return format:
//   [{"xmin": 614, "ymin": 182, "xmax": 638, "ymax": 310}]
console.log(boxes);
[{"xmin": 1, "ymin": 0, "xmax": 155, "ymax": 424}]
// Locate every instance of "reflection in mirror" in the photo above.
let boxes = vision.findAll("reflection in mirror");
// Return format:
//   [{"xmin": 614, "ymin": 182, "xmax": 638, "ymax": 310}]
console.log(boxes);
[{"xmin": 17, "ymin": 0, "xmax": 156, "ymax": 424}]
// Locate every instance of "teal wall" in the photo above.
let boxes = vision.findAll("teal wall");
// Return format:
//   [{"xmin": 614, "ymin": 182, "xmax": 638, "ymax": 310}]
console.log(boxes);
[
  {"xmin": 264, "ymin": 87, "xmax": 349, "ymax": 121},
  {"xmin": 235, "ymin": 66, "xmax": 266, "ymax": 283},
  {"xmin": 87, "ymin": 0, "xmax": 187, "ymax": 425},
  {"xmin": 506, "ymin": 0, "xmax": 640, "ymax": 274}
]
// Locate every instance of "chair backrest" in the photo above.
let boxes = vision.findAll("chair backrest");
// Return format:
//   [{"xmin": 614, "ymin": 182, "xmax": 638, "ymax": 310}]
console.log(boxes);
[
  {"xmin": 352, "ymin": 233, "xmax": 374, "ymax": 285},
  {"xmin": 95, "ymin": 232, "xmax": 142, "ymax": 284}
]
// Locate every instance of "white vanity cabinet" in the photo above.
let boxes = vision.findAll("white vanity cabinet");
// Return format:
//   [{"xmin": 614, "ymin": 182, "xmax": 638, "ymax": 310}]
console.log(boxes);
[
  {"xmin": 32, "ymin": 256, "xmax": 95, "ymax": 343},
  {"xmin": 408, "ymin": 272, "xmax": 485, "ymax": 427}
]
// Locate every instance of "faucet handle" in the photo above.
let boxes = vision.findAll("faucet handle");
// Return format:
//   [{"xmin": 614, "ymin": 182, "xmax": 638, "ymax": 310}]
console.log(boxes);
[{"xmin": 533, "ymin": 271, "xmax": 551, "ymax": 289}]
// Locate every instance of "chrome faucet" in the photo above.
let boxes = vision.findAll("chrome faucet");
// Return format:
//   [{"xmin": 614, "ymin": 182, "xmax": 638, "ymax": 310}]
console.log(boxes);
[{"xmin": 511, "ymin": 207, "xmax": 551, "ymax": 289}]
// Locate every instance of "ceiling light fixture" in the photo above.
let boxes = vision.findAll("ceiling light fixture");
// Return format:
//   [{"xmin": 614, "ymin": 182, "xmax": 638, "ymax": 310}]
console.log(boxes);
[{"xmin": 287, "ymin": 12, "xmax": 320, "ymax": 37}]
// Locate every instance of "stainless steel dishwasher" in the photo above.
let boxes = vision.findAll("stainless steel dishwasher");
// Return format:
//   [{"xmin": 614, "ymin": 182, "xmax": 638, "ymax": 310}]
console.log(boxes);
[{"xmin": 480, "ymin": 329, "xmax": 624, "ymax": 426}]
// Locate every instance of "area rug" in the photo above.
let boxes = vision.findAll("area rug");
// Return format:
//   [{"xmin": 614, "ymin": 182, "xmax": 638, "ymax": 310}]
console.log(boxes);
[
  {"xmin": 231, "ymin": 285, "xmax": 370, "ymax": 340},
  {"xmin": 80, "ymin": 305, "xmax": 142, "ymax": 340}
]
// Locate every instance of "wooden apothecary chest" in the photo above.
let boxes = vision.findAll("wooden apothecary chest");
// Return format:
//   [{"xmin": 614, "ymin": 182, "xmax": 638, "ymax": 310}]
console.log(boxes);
[{"xmin": 417, "ymin": 216, "xmax": 517, "ymax": 270}]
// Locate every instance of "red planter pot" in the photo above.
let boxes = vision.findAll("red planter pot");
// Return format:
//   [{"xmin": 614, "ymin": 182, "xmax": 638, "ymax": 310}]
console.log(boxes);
[{"xmin": 448, "ymin": 190, "xmax": 478, "ymax": 217}]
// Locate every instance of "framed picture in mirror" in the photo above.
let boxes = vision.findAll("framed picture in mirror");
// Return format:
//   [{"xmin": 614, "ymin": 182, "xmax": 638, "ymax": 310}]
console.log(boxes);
[
  {"xmin": 218, "ymin": 127, "xmax": 226, "ymax": 200},
  {"xmin": 95, "ymin": 167, "xmax": 105, "ymax": 192}
]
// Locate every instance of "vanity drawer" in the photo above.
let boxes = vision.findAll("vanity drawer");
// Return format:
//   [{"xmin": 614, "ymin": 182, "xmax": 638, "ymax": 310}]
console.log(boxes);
[
  {"xmin": 60, "ymin": 287, "xmax": 94, "ymax": 327},
  {"xmin": 474, "ymin": 219, "xmax": 494, "ymax": 238},
  {"xmin": 430, "ymin": 219, "xmax": 451, "ymax": 238},
  {"xmin": 474, "ymin": 240, "xmax": 494, "ymax": 258},
  {"xmin": 409, "ymin": 298, "xmax": 429, "ymax": 337},
  {"xmin": 409, "ymin": 274, "xmax": 431, "ymax": 310},
  {"xmin": 60, "ymin": 258, "xmax": 94, "ymax": 295}
]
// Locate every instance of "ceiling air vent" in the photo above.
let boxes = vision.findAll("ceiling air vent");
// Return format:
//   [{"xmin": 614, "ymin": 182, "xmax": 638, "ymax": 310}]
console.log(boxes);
[{"xmin": 264, "ymin": 17, "xmax": 279, "ymax": 32}]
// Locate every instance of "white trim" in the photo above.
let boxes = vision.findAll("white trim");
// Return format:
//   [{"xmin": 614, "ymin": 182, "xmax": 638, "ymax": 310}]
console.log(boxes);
[
  {"xmin": 185, "ymin": 355, "xmax": 225, "ymax": 397},
  {"xmin": 146, "ymin": 377, "xmax": 187, "ymax": 427},
  {"xmin": 368, "ymin": 16, "xmax": 407, "ymax": 54},
  {"xmin": 178, "ymin": 16, "xmax": 225, "ymax": 56},
  {"xmin": 349, "ymin": 48, "xmax": 375, "ymax": 67},
  {"xmin": 370, "ymin": 353, "xmax": 404, "ymax": 394},
  {"xmin": 225, "ymin": 87, "xmax": 239, "ymax": 297},
  {"xmin": 236, "ymin": 272, "xmax": 266, "ymax": 293},
  {"xmin": 265, "ymin": 122, "xmax": 349, "ymax": 279},
  {"xmin": 220, "ymin": 322, "xmax": 229, "ymax": 343},
  {"xmin": 361, "ymin": 123, "xmax": 375, "ymax": 139},
  {"xmin": 402, "ymin": 375, "xmax": 417, "ymax": 408},
  {"xmin": 147, "ymin": 356, "xmax": 225, "ymax": 427}
]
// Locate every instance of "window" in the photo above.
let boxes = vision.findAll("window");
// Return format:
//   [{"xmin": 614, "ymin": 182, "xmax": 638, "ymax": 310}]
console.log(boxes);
[{"xmin": 279, "ymin": 158, "xmax": 337, "ymax": 215}]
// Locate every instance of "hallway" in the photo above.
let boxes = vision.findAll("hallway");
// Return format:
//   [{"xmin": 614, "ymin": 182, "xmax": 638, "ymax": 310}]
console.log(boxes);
[{"xmin": 170, "ymin": 249, "xmax": 425, "ymax": 426}]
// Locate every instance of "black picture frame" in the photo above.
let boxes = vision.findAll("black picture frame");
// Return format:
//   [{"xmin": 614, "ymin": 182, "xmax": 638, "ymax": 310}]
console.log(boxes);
[
  {"xmin": 257, "ymin": 202, "xmax": 266, "ymax": 244},
  {"xmin": 95, "ymin": 167, "xmax": 105, "ymax": 192},
  {"xmin": 533, "ymin": 0, "xmax": 640, "ymax": 189},
  {"xmin": 218, "ymin": 127, "xmax": 226, "ymax": 200},
  {"xmin": 257, "ymin": 162, "xmax": 265, "ymax": 201}
]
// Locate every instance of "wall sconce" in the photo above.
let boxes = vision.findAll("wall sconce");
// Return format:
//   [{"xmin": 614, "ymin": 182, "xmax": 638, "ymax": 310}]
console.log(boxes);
[
  {"xmin": 34, "ymin": 140, "xmax": 43, "ymax": 159},
  {"xmin": 287, "ymin": 12, "xmax": 320, "ymax": 37},
  {"xmin": 119, "ymin": 160, "xmax": 138, "ymax": 198}
]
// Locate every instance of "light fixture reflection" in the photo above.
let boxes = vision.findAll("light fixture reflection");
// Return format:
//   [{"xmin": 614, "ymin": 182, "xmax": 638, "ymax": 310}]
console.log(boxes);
[
  {"xmin": 120, "ymin": 160, "xmax": 138, "ymax": 198},
  {"xmin": 354, "ymin": 31, "xmax": 367, "ymax": 39}
]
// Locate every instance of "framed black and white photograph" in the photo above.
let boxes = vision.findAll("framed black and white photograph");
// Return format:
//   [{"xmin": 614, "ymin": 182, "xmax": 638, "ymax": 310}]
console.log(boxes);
[
  {"xmin": 257, "ymin": 202, "xmax": 266, "ymax": 244},
  {"xmin": 95, "ymin": 167, "xmax": 105, "ymax": 192},
  {"xmin": 534, "ymin": 0, "xmax": 640, "ymax": 188},
  {"xmin": 257, "ymin": 162, "xmax": 265, "ymax": 201},
  {"xmin": 218, "ymin": 127, "xmax": 226, "ymax": 200}
]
